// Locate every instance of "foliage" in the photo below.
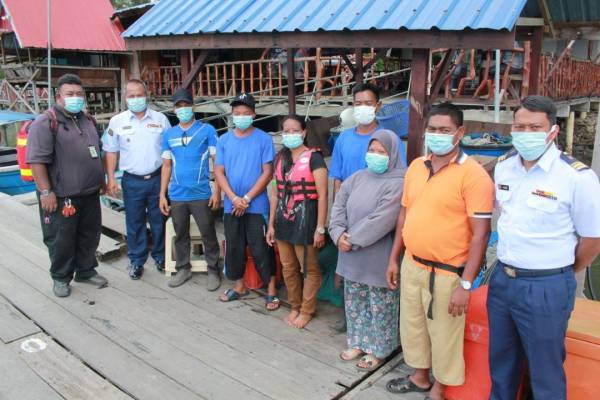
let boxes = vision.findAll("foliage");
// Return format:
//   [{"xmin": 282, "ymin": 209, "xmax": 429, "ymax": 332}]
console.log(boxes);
[{"xmin": 110, "ymin": 0, "xmax": 152, "ymax": 10}]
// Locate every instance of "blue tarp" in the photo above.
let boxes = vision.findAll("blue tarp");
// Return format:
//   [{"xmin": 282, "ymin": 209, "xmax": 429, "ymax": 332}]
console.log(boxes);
[{"xmin": 0, "ymin": 110, "xmax": 36, "ymax": 126}]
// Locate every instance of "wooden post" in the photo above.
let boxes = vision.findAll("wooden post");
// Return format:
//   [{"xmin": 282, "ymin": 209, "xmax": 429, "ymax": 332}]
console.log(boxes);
[
  {"xmin": 566, "ymin": 111, "xmax": 575, "ymax": 155},
  {"xmin": 180, "ymin": 50, "xmax": 190, "ymax": 82},
  {"xmin": 408, "ymin": 49, "xmax": 429, "ymax": 163},
  {"xmin": 131, "ymin": 51, "xmax": 141, "ymax": 79},
  {"xmin": 355, "ymin": 48, "xmax": 364, "ymax": 84},
  {"xmin": 529, "ymin": 26, "xmax": 543, "ymax": 95},
  {"xmin": 181, "ymin": 51, "xmax": 209, "ymax": 91},
  {"xmin": 287, "ymin": 48, "xmax": 296, "ymax": 114}
]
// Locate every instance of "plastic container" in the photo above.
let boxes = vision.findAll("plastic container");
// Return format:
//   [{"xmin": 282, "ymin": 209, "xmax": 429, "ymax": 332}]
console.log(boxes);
[
  {"xmin": 376, "ymin": 99, "xmax": 410, "ymax": 139},
  {"xmin": 565, "ymin": 298, "xmax": 600, "ymax": 399},
  {"xmin": 460, "ymin": 132, "xmax": 513, "ymax": 157}
]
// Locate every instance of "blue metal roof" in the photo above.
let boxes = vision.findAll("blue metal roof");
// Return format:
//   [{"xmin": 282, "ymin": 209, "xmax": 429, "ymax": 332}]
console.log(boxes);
[{"xmin": 123, "ymin": 0, "xmax": 528, "ymax": 38}]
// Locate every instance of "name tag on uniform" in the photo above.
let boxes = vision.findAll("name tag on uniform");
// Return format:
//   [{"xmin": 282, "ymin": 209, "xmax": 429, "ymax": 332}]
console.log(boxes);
[
  {"xmin": 147, "ymin": 123, "xmax": 162, "ymax": 129},
  {"xmin": 89, "ymin": 146, "xmax": 98, "ymax": 159},
  {"xmin": 532, "ymin": 189, "xmax": 557, "ymax": 200},
  {"xmin": 498, "ymin": 184, "xmax": 509, "ymax": 191},
  {"xmin": 147, "ymin": 123, "xmax": 163, "ymax": 134},
  {"xmin": 120, "ymin": 125, "xmax": 134, "ymax": 136}
]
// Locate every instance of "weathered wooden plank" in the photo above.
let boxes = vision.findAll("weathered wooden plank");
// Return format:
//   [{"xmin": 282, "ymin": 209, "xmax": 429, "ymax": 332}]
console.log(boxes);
[
  {"xmin": 101, "ymin": 205, "xmax": 127, "ymax": 237},
  {"xmin": 0, "ymin": 342, "xmax": 63, "ymax": 400},
  {"xmin": 0, "ymin": 295, "xmax": 41, "ymax": 344},
  {"xmin": 96, "ymin": 235, "xmax": 124, "ymax": 261},
  {"xmin": 0, "ymin": 261, "xmax": 202, "ymax": 400},
  {"xmin": 11, "ymin": 333, "xmax": 132, "ymax": 400}
]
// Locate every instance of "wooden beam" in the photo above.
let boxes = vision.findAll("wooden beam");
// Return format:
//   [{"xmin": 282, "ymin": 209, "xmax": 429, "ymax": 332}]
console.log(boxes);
[
  {"xmin": 181, "ymin": 50, "xmax": 210, "ymax": 90},
  {"xmin": 125, "ymin": 30, "xmax": 516, "ymax": 51},
  {"xmin": 355, "ymin": 48, "xmax": 364, "ymax": 84},
  {"xmin": 517, "ymin": 17, "xmax": 546, "ymax": 27},
  {"xmin": 341, "ymin": 53, "xmax": 356, "ymax": 74},
  {"xmin": 529, "ymin": 26, "xmax": 543, "ymax": 94},
  {"xmin": 408, "ymin": 48, "xmax": 429, "ymax": 163},
  {"xmin": 287, "ymin": 48, "xmax": 296, "ymax": 114},
  {"xmin": 429, "ymin": 49, "xmax": 453, "ymax": 104},
  {"xmin": 537, "ymin": 0, "xmax": 556, "ymax": 38},
  {"xmin": 130, "ymin": 51, "xmax": 141, "ymax": 79},
  {"xmin": 180, "ymin": 50, "xmax": 190, "ymax": 80},
  {"xmin": 544, "ymin": 40, "xmax": 575, "ymax": 87}
]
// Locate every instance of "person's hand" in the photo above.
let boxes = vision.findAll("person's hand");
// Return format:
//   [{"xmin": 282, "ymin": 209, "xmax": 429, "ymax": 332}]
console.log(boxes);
[
  {"xmin": 232, "ymin": 196, "xmax": 248, "ymax": 211},
  {"xmin": 386, "ymin": 260, "xmax": 399, "ymax": 290},
  {"xmin": 40, "ymin": 192, "xmax": 57, "ymax": 213},
  {"xmin": 208, "ymin": 192, "xmax": 221, "ymax": 211},
  {"xmin": 334, "ymin": 273, "xmax": 343, "ymax": 290},
  {"xmin": 159, "ymin": 195, "xmax": 170, "ymax": 216},
  {"xmin": 313, "ymin": 231, "xmax": 325, "ymax": 249},
  {"xmin": 266, "ymin": 225, "xmax": 275, "ymax": 246},
  {"xmin": 100, "ymin": 182, "xmax": 107, "ymax": 195},
  {"xmin": 448, "ymin": 286, "xmax": 470, "ymax": 317},
  {"xmin": 106, "ymin": 178, "xmax": 119, "ymax": 197},
  {"xmin": 337, "ymin": 232, "xmax": 352, "ymax": 252},
  {"xmin": 232, "ymin": 206, "xmax": 246, "ymax": 217}
]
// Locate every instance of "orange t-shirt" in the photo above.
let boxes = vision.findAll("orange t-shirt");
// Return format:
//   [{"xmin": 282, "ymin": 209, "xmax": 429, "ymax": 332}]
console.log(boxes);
[{"xmin": 402, "ymin": 151, "xmax": 495, "ymax": 272}]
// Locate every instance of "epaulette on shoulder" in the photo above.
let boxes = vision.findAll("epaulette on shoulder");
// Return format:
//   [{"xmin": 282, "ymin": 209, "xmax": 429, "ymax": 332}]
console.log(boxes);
[
  {"xmin": 497, "ymin": 149, "xmax": 518, "ymax": 162},
  {"xmin": 560, "ymin": 152, "xmax": 590, "ymax": 171}
]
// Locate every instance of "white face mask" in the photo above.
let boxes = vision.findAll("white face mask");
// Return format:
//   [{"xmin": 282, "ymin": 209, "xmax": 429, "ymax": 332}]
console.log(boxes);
[{"xmin": 353, "ymin": 105, "xmax": 376, "ymax": 125}]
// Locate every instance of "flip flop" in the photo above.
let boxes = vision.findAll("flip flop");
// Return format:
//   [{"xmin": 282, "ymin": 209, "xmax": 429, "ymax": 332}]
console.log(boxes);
[
  {"xmin": 265, "ymin": 295, "xmax": 280, "ymax": 311},
  {"xmin": 219, "ymin": 288, "xmax": 249, "ymax": 302},
  {"xmin": 386, "ymin": 376, "xmax": 432, "ymax": 394},
  {"xmin": 356, "ymin": 354, "xmax": 382, "ymax": 371},
  {"xmin": 339, "ymin": 348, "xmax": 365, "ymax": 362}
]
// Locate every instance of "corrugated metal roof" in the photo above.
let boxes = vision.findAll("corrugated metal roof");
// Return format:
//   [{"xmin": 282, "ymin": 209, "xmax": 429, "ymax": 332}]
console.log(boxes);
[
  {"xmin": 1, "ymin": 0, "xmax": 126, "ymax": 51},
  {"xmin": 124, "ymin": 0, "xmax": 528, "ymax": 38},
  {"xmin": 545, "ymin": 0, "xmax": 600, "ymax": 23}
]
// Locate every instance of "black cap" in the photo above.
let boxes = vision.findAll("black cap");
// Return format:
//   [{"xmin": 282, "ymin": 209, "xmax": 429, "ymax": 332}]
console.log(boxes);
[
  {"xmin": 172, "ymin": 88, "xmax": 193, "ymax": 105},
  {"xmin": 230, "ymin": 92, "xmax": 256, "ymax": 110}
]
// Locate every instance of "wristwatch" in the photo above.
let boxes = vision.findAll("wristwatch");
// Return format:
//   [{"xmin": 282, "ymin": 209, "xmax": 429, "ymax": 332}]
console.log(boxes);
[
  {"xmin": 243, "ymin": 194, "xmax": 251, "ymax": 203},
  {"xmin": 460, "ymin": 279, "xmax": 472, "ymax": 290},
  {"xmin": 40, "ymin": 189, "xmax": 52, "ymax": 197},
  {"xmin": 316, "ymin": 226, "xmax": 326, "ymax": 235}
]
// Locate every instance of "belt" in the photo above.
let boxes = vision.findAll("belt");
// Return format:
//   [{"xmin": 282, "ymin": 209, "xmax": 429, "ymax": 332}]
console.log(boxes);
[
  {"xmin": 500, "ymin": 262, "xmax": 572, "ymax": 278},
  {"xmin": 412, "ymin": 255, "xmax": 464, "ymax": 320},
  {"xmin": 123, "ymin": 168, "xmax": 161, "ymax": 180}
]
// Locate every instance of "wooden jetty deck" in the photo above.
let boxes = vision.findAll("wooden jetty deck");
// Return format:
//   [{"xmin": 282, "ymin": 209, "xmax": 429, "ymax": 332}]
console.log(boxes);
[{"xmin": 0, "ymin": 194, "xmax": 421, "ymax": 400}]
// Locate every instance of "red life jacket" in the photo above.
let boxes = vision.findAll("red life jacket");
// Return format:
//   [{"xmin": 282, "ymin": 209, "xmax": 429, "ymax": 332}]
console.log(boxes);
[{"xmin": 274, "ymin": 148, "xmax": 319, "ymax": 220}]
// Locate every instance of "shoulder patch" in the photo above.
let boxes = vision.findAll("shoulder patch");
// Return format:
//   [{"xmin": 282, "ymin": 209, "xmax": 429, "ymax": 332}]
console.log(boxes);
[
  {"xmin": 497, "ymin": 149, "xmax": 518, "ymax": 162},
  {"xmin": 560, "ymin": 152, "xmax": 589, "ymax": 171}
]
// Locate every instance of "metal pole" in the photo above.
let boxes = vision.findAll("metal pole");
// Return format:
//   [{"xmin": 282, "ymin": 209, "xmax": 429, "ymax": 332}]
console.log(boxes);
[
  {"xmin": 494, "ymin": 49, "xmax": 500, "ymax": 123},
  {"xmin": 47, "ymin": 0, "xmax": 52, "ymax": 107}
]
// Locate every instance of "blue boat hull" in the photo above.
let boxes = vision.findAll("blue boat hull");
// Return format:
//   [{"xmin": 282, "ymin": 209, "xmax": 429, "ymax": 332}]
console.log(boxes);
[{"xmin": 0, "ymin": 165, "xmax": 36, "ymax": 195}]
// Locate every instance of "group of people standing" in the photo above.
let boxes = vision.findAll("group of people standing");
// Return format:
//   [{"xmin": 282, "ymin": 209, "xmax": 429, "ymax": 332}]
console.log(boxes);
[{"xmin": 26, "ymin": 72, "xmax": 600, "ymax": 400}]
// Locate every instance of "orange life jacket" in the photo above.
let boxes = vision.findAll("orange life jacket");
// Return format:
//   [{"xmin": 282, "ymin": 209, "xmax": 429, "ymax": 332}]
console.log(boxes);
[{"xmin": 274, "ymin": 148, "xmax": 319, "ymax": 220}]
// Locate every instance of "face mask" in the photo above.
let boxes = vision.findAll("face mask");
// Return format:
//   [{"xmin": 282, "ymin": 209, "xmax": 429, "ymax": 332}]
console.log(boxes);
[
  {"xmin": 175, "ymin": 106, "xmax": 194, "ymax": 123},
  {"xmin": 365, "ymin": 152, "xmax": 389, "ymax": 174},
  {"xmin": 425, "ymin": 132, "xmax": 456, "ymax": 156},
  {"xmin": 233, "ymin": 115, "xmax": 253, "ymax": 131},
  {"xmin": 510, "ymin": 129, "xmax": 554, "ymax": 161},
  {"xmin": 126, "ymin": 97, "xmax": 147, "ymax": 113},
  {"xmin": 353, "ymin": 105, "xmax": 376, "ymax": 125},
  {"xmin": 282, "ymin": 133, "xmax": 304, "ymax": 149},
  {"xmin": 63, "ymin": 96, "xmax": 85, "ymax": 114}
]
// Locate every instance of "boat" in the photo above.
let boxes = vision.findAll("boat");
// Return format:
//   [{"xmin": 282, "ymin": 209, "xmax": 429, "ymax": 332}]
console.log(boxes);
[{"xmin": 0, "ymin": 110, "xmax": 37, "ymax": 195}]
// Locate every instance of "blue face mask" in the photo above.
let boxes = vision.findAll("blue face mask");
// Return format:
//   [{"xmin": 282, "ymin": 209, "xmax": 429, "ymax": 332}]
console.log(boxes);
[
  {"xmin": 233, "ymin": 115, "xmax": 253, "ymax": 131},
  {"xmin": 63, "ymin": 96, "xmax": 85, "ymax": 114},
  {"xmin": 365, "ymin": 152, "xmax": 389, "ymax": 174},
  {"xmin": 510, "ymin": 130, "xmax": 551, "ymax": 161},
  {"xmin": 126, "ymin": 97, "xmax": 147, "ymax": 113},
  {"xmin": 425, "ymin": 132, "xmax": 456, "ymax": 156},
  {"xmin": 282, "ymin": 133, "xmax": 304, "ymax": 149},
  {"xmin": 175, "ymin": 106, "xmax": 194, "ymax": 123}
]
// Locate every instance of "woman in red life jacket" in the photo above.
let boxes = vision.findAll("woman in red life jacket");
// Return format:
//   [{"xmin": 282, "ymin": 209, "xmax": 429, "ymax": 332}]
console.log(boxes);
[{"xmin": 266, "ymin": 114, "xmax": 328, "ymax": 329}]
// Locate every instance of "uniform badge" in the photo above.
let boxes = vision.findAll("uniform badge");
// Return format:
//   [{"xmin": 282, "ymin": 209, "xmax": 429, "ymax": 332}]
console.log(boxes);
[
  {"xmin": 532, "ymin": 189, "xmax": 557, "ymax": 200},
  {"xmin": 147, "ymin": 123, "xmax": 162, "ymax": 129},
  {"xmin": 107, "ymin": 128, "xmax": 114, "ymax": 136},
  {"xmin": 122, "ymin": 125, "xmax": 132, "ymax": 130},
  {"xmin": 498, "ymin": 184, "xmax": 509, "ymax": 191}
]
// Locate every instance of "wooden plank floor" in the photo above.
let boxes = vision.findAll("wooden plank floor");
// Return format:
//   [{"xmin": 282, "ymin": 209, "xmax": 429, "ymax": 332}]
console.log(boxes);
[{"xmin": 0, "ymin": 196, "xmax": 418, "ymax": 399}]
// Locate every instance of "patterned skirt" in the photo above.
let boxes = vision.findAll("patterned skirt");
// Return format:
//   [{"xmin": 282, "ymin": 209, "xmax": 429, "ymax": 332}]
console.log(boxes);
[{"xmin": 344, "ymin": 279, "xmax": 400, "ymax": 358}]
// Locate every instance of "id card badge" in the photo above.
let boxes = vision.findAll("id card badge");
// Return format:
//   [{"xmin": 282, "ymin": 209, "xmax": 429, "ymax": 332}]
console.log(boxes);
[{"xmin": 88, "ymin": 146, "xmax": 99, "ymax": 159}]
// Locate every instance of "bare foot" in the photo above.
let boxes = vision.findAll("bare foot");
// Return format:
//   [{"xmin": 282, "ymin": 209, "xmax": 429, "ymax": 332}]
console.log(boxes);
[
  {"xmin": 340, "ymin": 348, "xmax": 364, "ymax": 361},
  {"xmin": 284, "ymin": 310, "xmax": 300, "ymax": 326},
  {"xmin": 292, "ymin": 313, "xmax": 313, "ymax": 329}
]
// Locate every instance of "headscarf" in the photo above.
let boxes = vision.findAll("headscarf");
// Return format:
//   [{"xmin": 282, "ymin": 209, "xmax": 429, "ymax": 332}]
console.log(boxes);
[{"xmin": 368, "ymin": 129, "xmax": 404, "ymax": 177}]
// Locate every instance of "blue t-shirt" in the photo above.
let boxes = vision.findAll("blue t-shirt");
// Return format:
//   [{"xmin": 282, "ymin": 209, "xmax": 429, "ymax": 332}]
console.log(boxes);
[
  {"xmin": 161, "ymin": 121, "xmax": 217, "ymax": 201},
  {"xmin": 329, "ymin": 126, "xmax": 406, "ymax": 181},
  {"xmin": 215, "ymin": 127, "xmax": 274, "ymax": 214}
]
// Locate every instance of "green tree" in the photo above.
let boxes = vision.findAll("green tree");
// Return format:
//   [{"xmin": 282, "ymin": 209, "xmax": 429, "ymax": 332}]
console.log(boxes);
[{"xmin": 111, "ymin": 0, "xmax": 151, "ymax": 10}]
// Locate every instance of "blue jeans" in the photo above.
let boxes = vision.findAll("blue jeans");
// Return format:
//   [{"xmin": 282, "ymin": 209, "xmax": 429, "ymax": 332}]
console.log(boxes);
[
  {"xmin": 121, "ymin": 172, "xmax": 165, "ymax": 267},
  {"xmin": 487, "ymin": 262, "xmax": 576, "ymax": 400}
]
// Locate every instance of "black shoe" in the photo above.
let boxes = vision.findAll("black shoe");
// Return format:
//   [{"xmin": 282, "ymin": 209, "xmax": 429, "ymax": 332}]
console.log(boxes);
[
  {"xmin": 128, "ymin": 264, "xmax": 143, "ymax": 280},
  {"xmin": 74, "ymin": 274, "xmax": 108, "ymax": 288},
  {"xmin": 53, "ymin": 280, "xmax": 71, "ymax": 297},
  {"xmin": 155, "ymin": 260, "xmax": 165, "ymax": 273}
]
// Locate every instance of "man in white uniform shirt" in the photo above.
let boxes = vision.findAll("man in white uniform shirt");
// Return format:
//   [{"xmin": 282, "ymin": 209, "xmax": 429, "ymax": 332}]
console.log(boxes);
[
  {"xmin": 489, "ymin": 95, "xmax": 600, "ymax": 400},
  {"xmin": 103, "ymin": 79, "xmax": 171, "ymax": 279}
]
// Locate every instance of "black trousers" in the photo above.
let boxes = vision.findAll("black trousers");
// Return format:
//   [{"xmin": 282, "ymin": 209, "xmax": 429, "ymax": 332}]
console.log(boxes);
[
  {"xmin": 223, "ymin": 213, "xmax": 275, "ymax": 284},
  {"xmin": 38, "ymin": 192, "xmax": 101, "ymax": 283},
  {"xmin": 171, "ymin": 200, "xmax": 220, "ymax": 272}
]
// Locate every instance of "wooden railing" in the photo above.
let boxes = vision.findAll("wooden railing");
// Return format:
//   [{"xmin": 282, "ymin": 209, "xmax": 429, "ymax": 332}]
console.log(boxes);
[{"xmin": 540, "ymin": 54, "xmax": 600, "ymax": 100}]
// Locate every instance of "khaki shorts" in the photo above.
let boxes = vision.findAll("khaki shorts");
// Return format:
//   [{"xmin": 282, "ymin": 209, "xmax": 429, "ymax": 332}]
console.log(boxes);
[{"xmin": 400, "ymin": 255, "xmax": 465, "ymax": 386}]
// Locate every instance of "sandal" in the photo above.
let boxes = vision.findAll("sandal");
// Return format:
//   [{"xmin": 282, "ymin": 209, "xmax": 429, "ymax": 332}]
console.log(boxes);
[
  {"xmin": 339, "ymin": 348, "xmax": 364, "ymax": 362},
  {"xmin": 265, "ymin": 295, "xmax": 280, "ymax": 311},
  {"xmin": 219, "ymin": 288, "xmax": 249, "ymax": 302},
  {"xmin": 386, "ymin": 376, "xmax": 432, "ymax": 394},
  {"xmin": 356, "ymin": 354, "xmax": 382, "ymax": 371}
]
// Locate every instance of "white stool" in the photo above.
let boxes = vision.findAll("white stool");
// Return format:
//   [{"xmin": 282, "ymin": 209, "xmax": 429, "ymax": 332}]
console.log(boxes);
[{"xmin": 164, "ymin": 216, "xmax": 208, "ymax": 275}]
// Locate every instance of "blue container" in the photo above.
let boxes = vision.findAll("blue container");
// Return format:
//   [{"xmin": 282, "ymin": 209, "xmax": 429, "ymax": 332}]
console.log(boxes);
[
  {"xmin": 376, "ymin": 99, "xmax": 410, "ymax": 139},
  {"xmin": 460, "ymin": 132, "xmax": 513, "ymax": 157},
  {"xmin": 0, "ymin": 166, "xmax": 36, "ymax": 195}
]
